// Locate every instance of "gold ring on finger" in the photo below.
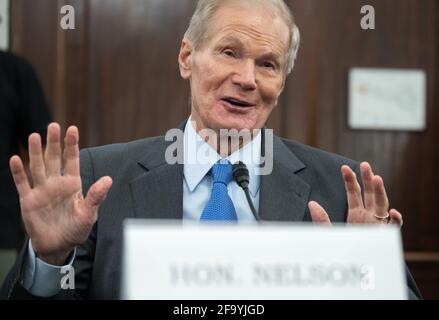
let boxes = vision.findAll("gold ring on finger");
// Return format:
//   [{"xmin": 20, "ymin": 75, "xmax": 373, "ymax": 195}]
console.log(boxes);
[{"xmin": 374, "ymin": 213, "xmax": 390, "ymax": 222}]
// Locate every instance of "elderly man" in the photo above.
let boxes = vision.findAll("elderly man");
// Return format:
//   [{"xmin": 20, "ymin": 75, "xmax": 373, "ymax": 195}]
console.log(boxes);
[{"xmin": 1, "ymin": 0, "xmax": 420, "ymax": 299}]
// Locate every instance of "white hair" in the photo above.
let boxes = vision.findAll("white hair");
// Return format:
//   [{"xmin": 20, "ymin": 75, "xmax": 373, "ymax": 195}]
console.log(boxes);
[{"xmin": 184, "ymin": 0, "xmax": 301, "ymax": 74}]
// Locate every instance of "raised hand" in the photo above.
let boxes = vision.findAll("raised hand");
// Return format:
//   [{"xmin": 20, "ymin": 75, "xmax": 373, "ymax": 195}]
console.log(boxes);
[
  {"xmin": 10, "ymin": 123, "xmax": 112, "ymax": 265},
  {"xmin": 308, "ymin": 162, "xmax": 403, "ymax": 226}
]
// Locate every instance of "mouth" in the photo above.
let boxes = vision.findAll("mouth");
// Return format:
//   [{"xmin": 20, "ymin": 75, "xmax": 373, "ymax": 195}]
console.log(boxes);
[{"xmin": 220, "ymin": 97, "xmax": 256, "ymax": 108}]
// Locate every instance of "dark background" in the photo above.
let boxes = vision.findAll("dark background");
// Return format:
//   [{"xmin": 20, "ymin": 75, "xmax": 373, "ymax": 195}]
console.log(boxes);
[{"xmin": 8, "ymin": 0, "xmax": 439, "ymax": 298}]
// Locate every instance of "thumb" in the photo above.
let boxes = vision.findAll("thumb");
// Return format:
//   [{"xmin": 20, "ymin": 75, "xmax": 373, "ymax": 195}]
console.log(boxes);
[
  {"xmin": 84, "ymin": 176, "xmax": 113, "ymax": 212},
  {"xmin": 308, "ymin": 201, "xmax": 332, "ymax": 225},
  {"xmin": 389, "ymin": 208, "xmax": 403, "ymax": 227}
]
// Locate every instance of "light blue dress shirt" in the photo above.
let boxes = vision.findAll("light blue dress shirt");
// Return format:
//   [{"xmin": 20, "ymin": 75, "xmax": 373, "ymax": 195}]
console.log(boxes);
[
  {"xmin": 182, "ymin": 116, "xmax": 261, "ymax": 222},
  {"xmin": 21, "ymin": 116, "xmax": 261, "ymax": 296}
]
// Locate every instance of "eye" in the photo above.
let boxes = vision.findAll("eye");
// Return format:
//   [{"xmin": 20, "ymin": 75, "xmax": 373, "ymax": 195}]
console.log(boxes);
[
  {"xmin": 222, "ymin": 49, "xmax": 237, "ymax": 58},
  {"xmin": 262, "ymin": 61, "xmax": 276, "ymax": 70}
]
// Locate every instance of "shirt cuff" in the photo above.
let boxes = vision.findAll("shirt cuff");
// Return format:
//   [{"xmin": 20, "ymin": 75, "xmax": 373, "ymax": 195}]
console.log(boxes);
[{"xmin": 20, "ymin": 239, "xmax": 76, "ymax": 297}]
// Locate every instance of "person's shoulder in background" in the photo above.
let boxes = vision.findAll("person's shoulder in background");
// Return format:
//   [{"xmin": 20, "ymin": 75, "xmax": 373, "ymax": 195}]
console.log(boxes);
[
  {"xmin": 0, "ymin": 50, "xmax": 47, "ymax": 107},
  {"xmin": 0, "ymin": 50, "xmax": 36, "ymax": 80}
]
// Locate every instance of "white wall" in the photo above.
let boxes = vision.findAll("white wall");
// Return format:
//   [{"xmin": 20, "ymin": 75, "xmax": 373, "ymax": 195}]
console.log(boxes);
[{"xmin": 0, "ymin": 0, "xmax": 9, "ymax": 50}]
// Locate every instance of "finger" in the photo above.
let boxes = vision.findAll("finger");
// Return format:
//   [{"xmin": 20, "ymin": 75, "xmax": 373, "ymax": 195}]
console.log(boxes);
[
  {"xmin": 360, "ymin": 162, "xmax": 375, "ymax": 209},
  {"xmin": 28, "ymin": 133, "xmax": 46, "ymax": 186},
  {"xmin": 308, "ymin": 201, "xmax": 332, "ymax": 225},
  {"xmin": 373, "ymin": 175, "xmax": 389, "ymax": 216},
  {"xmin": 341, "ymin": 165, "xmax": 364, "ymax": 210},
  {"xmin": 10, "ymin": 155, "xmax": 31, "ymax": 196},
  {"xmin": 63, "ymin": 126, "xmax": 80, "ymax": 177},
  {"xmin": 389, "ymin": 209, "xmax": 403, "ymax": 227},
  {"xmin": 44, "ymin": 123, "xmax": 62, "ymax": 177},
  {"xmin": 84, "ymin": 176, "xmax": 113, "ymax": 212}
]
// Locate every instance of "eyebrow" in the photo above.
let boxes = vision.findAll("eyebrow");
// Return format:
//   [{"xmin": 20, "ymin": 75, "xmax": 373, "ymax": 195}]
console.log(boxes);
[
  {"xmin": 259, "ymin": 52, "xmax": 282, "ymax": 65},
  {"xmin": 216, "ymin": 36, "xmax": 282, "ymax": 65},
  {"xmin": 216, "ymin": 35, "xmax": 244, "ymax": 48}
]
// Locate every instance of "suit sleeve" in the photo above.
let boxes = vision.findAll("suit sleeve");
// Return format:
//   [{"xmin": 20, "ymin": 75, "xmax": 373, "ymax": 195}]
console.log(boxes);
[{"xmin": 0, "ymin": 148, "xmax": 97, "ymax": 300}]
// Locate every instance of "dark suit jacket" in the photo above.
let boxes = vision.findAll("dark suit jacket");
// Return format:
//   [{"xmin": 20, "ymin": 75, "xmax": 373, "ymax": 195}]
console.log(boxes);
[{"xmin": 0, "ymin": 125, "xmax": 421, "ymax": 299}]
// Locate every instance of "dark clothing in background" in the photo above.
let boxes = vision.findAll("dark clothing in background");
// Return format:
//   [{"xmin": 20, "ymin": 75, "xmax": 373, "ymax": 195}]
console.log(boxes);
[{"xmin": 0, "ymin": 51, "xmax": 52, "ymax": 249}]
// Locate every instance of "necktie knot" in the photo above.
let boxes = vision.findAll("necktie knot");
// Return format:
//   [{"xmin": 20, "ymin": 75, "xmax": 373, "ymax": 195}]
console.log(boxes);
[
  {"xmin": 211, "ymin": 160, "xmax": 233, "ymax": 186},
  {"xmin": 200, "ymin": 159, "xmax": 237, "ymax": 221}
]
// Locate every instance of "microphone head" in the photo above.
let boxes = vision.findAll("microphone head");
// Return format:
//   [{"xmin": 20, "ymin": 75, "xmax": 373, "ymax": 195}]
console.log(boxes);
[{"xmin": 232, "ymin": 161, "xmax": 250, "ymax": 189}]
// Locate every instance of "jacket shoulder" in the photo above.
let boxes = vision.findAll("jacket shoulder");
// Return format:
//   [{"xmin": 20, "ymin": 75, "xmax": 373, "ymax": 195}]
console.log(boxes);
[
  {"xmin": 81, "ymin": 136, "xmax": 164, "ymax": 161},
  {"xmin": 279, "ymin": 137, "xmax": 359, "ymax": 170},
  {"xmin": 79, "ymin": 136, "xmax": 165, "ymax": 184}
]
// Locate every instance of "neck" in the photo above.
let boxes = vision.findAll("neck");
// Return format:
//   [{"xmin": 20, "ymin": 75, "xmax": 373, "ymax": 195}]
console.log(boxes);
[{"xmin": 189, "ymin": 117, "xmax": 260, "ymax": 157}]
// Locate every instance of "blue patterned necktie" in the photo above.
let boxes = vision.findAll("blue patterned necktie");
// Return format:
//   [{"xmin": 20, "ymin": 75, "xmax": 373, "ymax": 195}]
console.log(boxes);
[{"xmin": 200, "ymin": 160, "xmax": 238, "ymax": 222}]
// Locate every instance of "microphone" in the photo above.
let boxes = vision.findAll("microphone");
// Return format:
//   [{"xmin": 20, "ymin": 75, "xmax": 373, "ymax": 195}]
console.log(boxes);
[{"xmin": 232, "ymin": 161, "xmax": 260, "ymax": 221}]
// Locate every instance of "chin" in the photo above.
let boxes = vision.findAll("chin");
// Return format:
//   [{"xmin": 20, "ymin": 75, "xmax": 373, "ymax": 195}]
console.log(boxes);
[
  {"xmin": 209, "ymin": 108, "xmax": 260, "ymax": 131},
  {"xmin": 210, "ymin": 116, "xmax": 259, "ymax": 131}
]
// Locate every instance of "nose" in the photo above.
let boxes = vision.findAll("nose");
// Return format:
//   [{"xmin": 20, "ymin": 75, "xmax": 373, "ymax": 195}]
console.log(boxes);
[{"xmin": 231, "ymin": 60, "xmax": 257, "ymax": 91}]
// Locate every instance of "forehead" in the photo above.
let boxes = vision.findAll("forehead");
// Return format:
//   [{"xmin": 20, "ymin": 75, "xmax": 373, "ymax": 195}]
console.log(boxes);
[{"xmin": 205, "ymin": 4, "xmax": 290, "ymax": 57}]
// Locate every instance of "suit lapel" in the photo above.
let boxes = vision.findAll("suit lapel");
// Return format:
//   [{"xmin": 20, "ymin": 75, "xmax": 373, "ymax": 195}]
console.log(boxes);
[
  {"xmin": 259, "ymin": 133, "xmax": 311, "ymax": 222},
  {"xmin": 128, "ymin": 121, "xmax": 310, "ymax": 222},
  {"xmin": 129, "ymin": 162, "xmax": 184, "ymax": 220},
  {"xmin": 129, "ymin": 124, "xmax": 185, "ymax": 220}
]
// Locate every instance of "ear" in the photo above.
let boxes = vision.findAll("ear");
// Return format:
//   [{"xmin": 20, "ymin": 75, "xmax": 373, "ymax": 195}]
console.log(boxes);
[
  {"xmin": 273, "ymin": 75, "xmax": 287, "ymax": 107},
  {"xmin": 279, "ymin": 77, "xmax": 286, "ymax": 93},
  {"xmin": 280, "ymin": 71, "xmax": 288, "ymax": 93},
  {"xmin": 178, "ymin": 39, "xmax": 193, "ymax": 80}
]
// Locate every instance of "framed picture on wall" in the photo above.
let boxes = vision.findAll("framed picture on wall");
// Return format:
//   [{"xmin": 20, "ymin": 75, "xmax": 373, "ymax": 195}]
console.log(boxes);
[{"xmin": 348, "ymin": 68, "xmax": 427, "ymax": 131}]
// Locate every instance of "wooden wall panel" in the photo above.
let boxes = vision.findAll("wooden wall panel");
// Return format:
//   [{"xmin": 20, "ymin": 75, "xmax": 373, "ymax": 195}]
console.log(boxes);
[
  {"xmin": 87, "ymin": 0, "xmax": 193, "ymax": 145},
  {"xmin": 10, "ymin": 0, "xmax": 59, "ymax": 118}
]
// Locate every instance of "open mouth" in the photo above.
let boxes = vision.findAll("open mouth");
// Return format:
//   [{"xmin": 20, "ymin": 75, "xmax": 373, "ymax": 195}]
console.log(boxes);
[{"xmin": 221, "ymin": 97, "xmax": 256, "ymax": 108}]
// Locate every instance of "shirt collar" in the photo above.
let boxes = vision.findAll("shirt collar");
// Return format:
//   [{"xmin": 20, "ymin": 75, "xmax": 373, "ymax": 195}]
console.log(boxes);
[{"xmin": 183, "ymin": 116, "xmax": 261, "ymax": 197}]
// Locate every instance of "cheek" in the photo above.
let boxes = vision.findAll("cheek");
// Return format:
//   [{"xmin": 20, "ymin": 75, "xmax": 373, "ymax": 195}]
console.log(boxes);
[
  {"xmin": 193, "ymin": 68, "xmax": 230, "ymax": 112},
  {"xmin": 260, "ymin": 82, "xmax": 283, "ymax": 107},
  {"xmin": 192, "ymin": 61, "xmax": 217, "ymax": 98}
]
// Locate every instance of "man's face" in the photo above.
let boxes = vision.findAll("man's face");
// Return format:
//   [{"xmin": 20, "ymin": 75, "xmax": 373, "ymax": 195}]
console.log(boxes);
[{"xmin": 179, "ymin": 3, "xmax": 290, "ymax": 132}]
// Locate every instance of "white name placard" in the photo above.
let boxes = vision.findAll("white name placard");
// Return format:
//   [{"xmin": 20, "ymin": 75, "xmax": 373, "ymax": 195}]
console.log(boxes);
[{"xmin": 122, "ymin": 221, "xmax": 407, "ymax": 300}]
